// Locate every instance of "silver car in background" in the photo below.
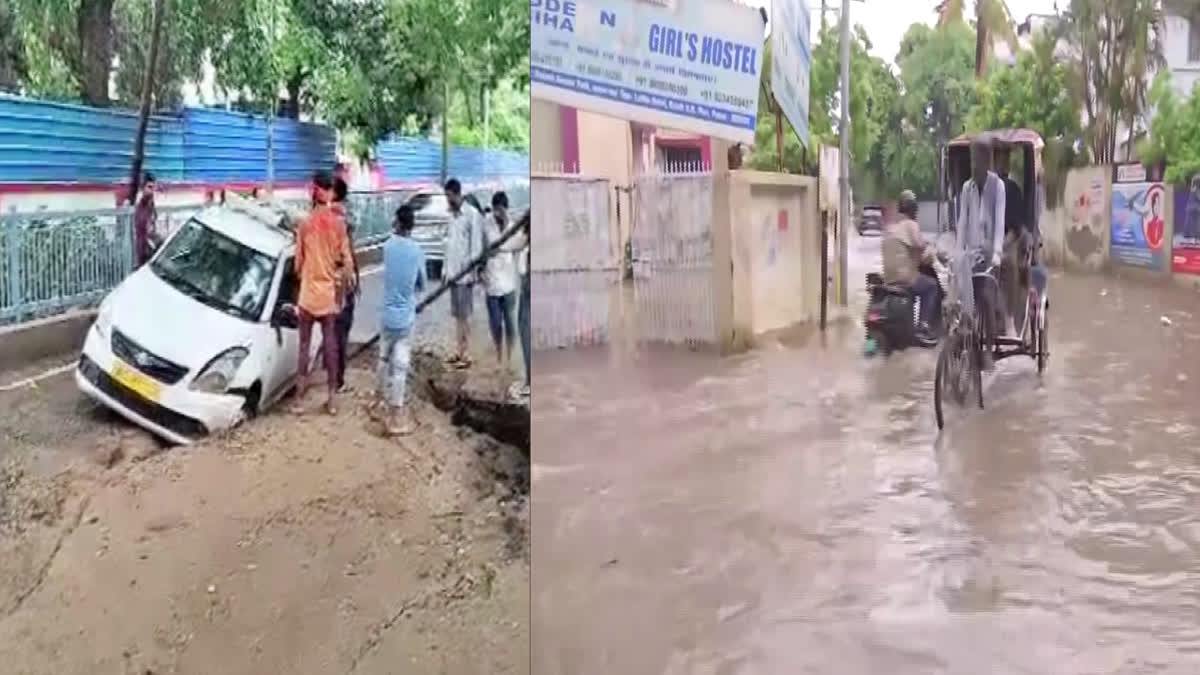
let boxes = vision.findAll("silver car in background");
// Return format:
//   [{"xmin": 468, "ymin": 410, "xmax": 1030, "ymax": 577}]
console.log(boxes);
[{"xmin": 406, "ymin": 184, "xmax": 529, "ymax": 279}]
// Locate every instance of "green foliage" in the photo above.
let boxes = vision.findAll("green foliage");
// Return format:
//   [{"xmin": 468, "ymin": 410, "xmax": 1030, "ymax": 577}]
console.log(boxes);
[
  {"xmin": 748, "ymin": 24, "xmax": 894, "ymax": 191},
  {"xmin": 8, "ymin": 0, "xmax": 529, "ymax": 152},
  {"xmin": 876, "ymin": 22, "xmax": 976, "ymax": 199},
  {"xmin": 1055, "ymin": 0, "xmax": 1165, "ymax": 163},
  {"xmin": 967, "ymin": 32, "xmax": 1077, "ymax": 140},
  {"xmin": 447, "ymin": 76, "xmax": 529, "ymax": 151},
  {"xmin": 1140, "ymin": 71, "xmax": 1200, "ymax": 184}
]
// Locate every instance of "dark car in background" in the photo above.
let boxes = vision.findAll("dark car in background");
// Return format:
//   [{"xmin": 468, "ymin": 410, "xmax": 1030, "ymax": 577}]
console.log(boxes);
[{"xmin": 858, "ymin": 204, "xmax": 884, "ymax": 235}]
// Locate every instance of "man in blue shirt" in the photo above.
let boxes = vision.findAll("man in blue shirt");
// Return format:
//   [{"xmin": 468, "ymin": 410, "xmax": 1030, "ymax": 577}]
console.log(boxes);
[{"xmin": 372, "ymin": 204, "xmax": 426, "ymax": 436}]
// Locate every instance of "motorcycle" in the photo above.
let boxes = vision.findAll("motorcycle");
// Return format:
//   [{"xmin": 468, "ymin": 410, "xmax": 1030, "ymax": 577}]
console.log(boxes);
[{"xmin": 863, "ymin": 258, "xmax": 947, "ymax": 357}]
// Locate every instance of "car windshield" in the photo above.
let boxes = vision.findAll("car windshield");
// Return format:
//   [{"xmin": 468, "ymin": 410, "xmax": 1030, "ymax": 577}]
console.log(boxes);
[{"xmin": 150, "ymin": 218, "xmax": 277, "ymax": 322}]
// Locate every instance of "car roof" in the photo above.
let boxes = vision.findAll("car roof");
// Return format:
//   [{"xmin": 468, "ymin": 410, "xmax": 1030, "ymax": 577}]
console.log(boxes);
[{"xmin": 192, "ymin": 204, "xmax": 293, "ymax": 256}]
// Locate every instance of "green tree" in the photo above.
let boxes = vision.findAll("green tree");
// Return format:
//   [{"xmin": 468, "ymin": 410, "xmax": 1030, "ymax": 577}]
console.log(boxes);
[
  {"xmin": 0, "ymin": 0, "xmax": 26, "ymax": 91},
  {"xmin": 748, "ymin": 24, "xmax": 894, "ymax": 188},
  {"xmin": 1054, "ymin": 0, "xmax": 1164, "ymax": 163},
  {"xmin": 12, "ymin": 0, "xmax": 120, "ymax": 105},
  {"xmin": 935, "ymin": 0, "xmax": 1017, "ymax": 78},
  {"xmin": 1140, "ymin": 72, "xmax": 1200, "ymax": 183},
  {"xmin": 888, "ymin": 22, "xmax": 977, "ymax": 197},
  {"xmin": 966, "ymin": 31, "xmax": 1077, "ymax": 141},
  {"xmin": 447, "ymin": 75, "xmax": 529, "ymax": 151}
]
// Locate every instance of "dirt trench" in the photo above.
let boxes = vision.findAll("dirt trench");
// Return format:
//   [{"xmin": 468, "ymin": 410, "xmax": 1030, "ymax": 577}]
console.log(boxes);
[{"xmin": 0, "ymin": 345, "xmax": 530, "ymax": 675}]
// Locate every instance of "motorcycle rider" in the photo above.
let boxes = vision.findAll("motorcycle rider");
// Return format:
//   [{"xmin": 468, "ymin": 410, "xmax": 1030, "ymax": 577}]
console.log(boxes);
[{"xmin": 882, "ymin": 189, "xmax": 939, "ymax": 344}]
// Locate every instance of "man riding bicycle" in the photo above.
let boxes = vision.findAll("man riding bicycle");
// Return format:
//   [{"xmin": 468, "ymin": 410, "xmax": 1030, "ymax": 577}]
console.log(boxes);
[
  {"xmin": 956, "ymin": 137, "xmax": 1007, "ymax": 370},
  {"xmin": 882, "ymin": 189, "xmax": 939, "ymax": 344}
]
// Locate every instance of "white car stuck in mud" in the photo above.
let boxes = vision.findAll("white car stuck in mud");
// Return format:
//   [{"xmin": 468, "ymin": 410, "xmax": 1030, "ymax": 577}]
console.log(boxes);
[{"xmin": 75, "ymin": 196, "xmax": 312, "ymax": 445}]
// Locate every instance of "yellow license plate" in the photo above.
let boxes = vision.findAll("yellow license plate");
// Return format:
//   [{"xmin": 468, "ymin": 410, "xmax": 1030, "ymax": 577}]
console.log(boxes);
[{"xmin": 112, "ymin": 362, "xmax": 162, "ymax": 403}]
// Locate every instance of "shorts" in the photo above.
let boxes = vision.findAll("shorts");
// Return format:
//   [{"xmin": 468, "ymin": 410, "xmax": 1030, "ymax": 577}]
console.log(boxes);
[{"xmin": 450, "ymin": 283, "xmax": 474, "ymax": 320}]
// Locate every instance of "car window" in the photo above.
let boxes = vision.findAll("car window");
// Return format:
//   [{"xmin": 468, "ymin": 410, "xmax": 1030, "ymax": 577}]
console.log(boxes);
[
  {"xmin": 277, "ymin": 257, "xmax": 299, "ymax": 308},
  {"xmin": 150, "ymin": 218, "xmax": 277, "ymax": 322}
]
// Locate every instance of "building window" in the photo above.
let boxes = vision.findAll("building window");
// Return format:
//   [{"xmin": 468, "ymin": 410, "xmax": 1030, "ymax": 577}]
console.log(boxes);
[
  {"xmin": 1190, "ymin": 17, "xmax": 1200, "ymax": 62},
  {"xmin": 658, "ymin": 145, "xmax": 703, "ymax": 170}
]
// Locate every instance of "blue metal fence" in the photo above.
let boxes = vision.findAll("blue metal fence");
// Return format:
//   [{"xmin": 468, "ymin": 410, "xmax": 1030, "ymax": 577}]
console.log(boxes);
[{"xmin": 0, "ymin": 95, "xmax": 529, "ymax": 187}]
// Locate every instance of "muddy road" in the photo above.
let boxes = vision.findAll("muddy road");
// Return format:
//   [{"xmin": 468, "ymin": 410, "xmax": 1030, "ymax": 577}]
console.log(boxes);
[
  {"xmin": 0, "ymin": 278, "xmax": 529, "ymax": 675},
  {"xmin": 534, "ymin": 234, "xmax": 1200, "ymax": 674}
]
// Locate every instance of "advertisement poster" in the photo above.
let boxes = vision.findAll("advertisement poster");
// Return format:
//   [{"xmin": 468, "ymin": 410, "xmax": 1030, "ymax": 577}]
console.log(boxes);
[
  {"xmin": 530, "ymin": 0, "xmax": 764, "ymax": 145},
  {"xmin": 770, "ymin": 0, "xmax": 811, "ymax": 146},
  {"xmin": 1173, "ymin": 174, "xmax": 1200, "ymax": 275},
  {"xmin": 1111, "ymin": 181, "xmax": 1168, "ymax": 270}
]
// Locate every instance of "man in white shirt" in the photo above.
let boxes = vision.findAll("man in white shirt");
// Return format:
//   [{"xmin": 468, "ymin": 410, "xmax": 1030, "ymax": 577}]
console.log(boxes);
[
  {"xmin": 482, "ymin": 191, "xmax": 520, "ymax": 368},
  {"xmin": 442, "ymin": 178, "xmax": 483, "ymax": 369},
  {"xmin": 956, "ymin": 138, "xmax": 1007, "ymax": 368}
]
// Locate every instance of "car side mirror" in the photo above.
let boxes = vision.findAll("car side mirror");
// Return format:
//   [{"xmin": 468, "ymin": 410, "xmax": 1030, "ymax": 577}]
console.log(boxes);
[{"xmin": 272, "ymin": 304, "xmax": 298, "ymax": 330}]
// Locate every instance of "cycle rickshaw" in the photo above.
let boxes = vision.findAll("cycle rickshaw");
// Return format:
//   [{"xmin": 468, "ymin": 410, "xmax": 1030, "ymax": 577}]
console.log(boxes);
[{"xmin": 933, "ymin": 129, "xmax": 1050, "ymax": 430}]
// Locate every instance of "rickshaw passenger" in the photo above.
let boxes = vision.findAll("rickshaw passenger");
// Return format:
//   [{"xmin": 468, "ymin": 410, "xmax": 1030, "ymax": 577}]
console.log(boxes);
[
  {"xmin": 995, "ymin": 145, "xmax": 1029, "ymax": 335},
  {"xmin": 957, "ymin": 138, "xmax": 1007, "ymax": 370}
]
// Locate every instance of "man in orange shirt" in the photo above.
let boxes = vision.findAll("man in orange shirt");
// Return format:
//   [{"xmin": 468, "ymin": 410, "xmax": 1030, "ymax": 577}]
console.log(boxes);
[{"xmin": 293, "ymin": 170, "xmax": 354, "ymax": 415}]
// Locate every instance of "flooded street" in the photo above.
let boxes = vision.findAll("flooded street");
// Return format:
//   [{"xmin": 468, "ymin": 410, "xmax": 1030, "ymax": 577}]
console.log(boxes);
[{"xmin": 533, "ymin": 234, "xmax": 1200, "ymax": 674}]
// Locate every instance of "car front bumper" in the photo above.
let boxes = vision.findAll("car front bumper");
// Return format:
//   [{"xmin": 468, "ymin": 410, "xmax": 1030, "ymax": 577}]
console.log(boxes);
[{"xmin": 75, "ymin": 326, "xmax": 245, "ymax": 445}]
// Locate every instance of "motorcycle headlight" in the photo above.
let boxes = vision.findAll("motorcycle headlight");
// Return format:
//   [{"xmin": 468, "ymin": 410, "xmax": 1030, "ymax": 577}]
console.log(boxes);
[
  {"xmin": 190, "ymin": 347, "xmax": 249, "ymax": 394},
  {"xmin": 94, "ymin": 297, "xmax": 114, "ymax": 339}
]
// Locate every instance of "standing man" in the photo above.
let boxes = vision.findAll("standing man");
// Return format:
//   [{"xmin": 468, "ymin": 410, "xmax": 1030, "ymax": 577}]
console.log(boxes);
[
  {"xmin": 442, "ymin": 178, "xmax": 483, "ymax": 369},
  {"xmin": 293, "ymin": 170, "xmax": 354, "ymax": 415},
  {"xmin": 373, "ymin": 204, "xmax": 426, "ymax": 436},
  {"xmin": 514, "ymin": 208, "xmax": 530, "ymax": 401},
  {"xmin": 482, "ymin": 191, "xmax": 519, "ymax": 369},
  {"xmin": 957, "ymin": 138, "xmax": 1007, "ymax": 369},
  {"xmin": 133, "ymin": 172, "xmax": 158, "ymax": 267},
  {"xmin": 330, "ymin": 177, "xmax": 360, "ymax": 393}
]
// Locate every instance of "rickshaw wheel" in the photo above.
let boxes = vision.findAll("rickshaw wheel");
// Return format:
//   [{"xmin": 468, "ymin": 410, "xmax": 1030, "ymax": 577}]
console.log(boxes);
[{"xmin": 1036, "ymin": 299, "xmax": 1049, "ymax": 374}]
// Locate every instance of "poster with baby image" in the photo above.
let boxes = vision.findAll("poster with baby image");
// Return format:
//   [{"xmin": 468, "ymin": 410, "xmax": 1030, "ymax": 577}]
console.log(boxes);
[
  {"xmin": 1111, "ymin": 181, "xmax": 1168, "ymax": 271},
  {"xmin": 1172, "ymin": 174, "xmax": 1200, "ymax": 275}
]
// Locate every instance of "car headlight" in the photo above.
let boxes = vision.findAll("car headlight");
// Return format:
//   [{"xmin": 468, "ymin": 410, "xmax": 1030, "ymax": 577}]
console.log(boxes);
[
  {"xmin": 94, "ymin": 297, "xmax": 114, "ymax": 339},
  {"xmin": 190, "ymin": 347, "xmax": 249, "ymax": 394}
]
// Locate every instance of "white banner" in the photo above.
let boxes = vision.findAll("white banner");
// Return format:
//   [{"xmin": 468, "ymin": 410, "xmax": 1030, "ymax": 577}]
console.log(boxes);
[
  {"xmin": 530, "ymin": 0, "xmax": 764, "ymax": 144},
  {"xmin": 770, "ymin": 0, "xmax": 811, "ymax": 147}
]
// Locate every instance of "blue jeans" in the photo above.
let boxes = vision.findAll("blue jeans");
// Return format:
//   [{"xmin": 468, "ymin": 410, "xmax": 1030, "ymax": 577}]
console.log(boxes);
[
  {"xmin": 376, "ymin": 327, "xmax": 412, "ymax": 407},
  {"xmin": 910, "ymin": 273, "xmax": 938, "ymax": 327},
  {"xmin": 486, "ymin": 291, "xmax": 517, "ymax": 352},
  {"xmin": 519, "ymin": 274, "xmax": 530, "ymax": 386}
]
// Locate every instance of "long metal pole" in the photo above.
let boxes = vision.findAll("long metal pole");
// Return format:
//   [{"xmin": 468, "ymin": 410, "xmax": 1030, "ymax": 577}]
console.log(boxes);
[{"xmin": 837, "ymin": 0, "xmax": 850, "ymax": 307}]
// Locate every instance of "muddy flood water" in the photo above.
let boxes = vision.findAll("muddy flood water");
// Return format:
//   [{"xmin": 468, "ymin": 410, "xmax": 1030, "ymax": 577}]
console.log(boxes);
[{"xmin": 533, "ymin": 262, "xmax": 1200, "ymax": 674}]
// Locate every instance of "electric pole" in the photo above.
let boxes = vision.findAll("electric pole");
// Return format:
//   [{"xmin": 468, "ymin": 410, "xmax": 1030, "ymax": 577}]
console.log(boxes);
[{"xmin": 837, "ymin": 0, "xmax": 850, "ymax": 306}]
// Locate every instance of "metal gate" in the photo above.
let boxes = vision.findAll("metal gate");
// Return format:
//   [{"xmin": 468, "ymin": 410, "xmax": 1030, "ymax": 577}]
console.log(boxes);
[
  {"xmin": 531, "ymin": 174, "xmax": 617, "ymax": 350},
  {"xmin": 631, "ymin": 168, "xmax": 716, "ymax": 346}
]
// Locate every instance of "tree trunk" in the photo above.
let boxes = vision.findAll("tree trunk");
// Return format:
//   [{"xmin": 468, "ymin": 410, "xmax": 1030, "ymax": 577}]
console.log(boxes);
[
  {"xmin": 77, "ymin": 0, "xmax": 117, "ymax": 106},
  {"xmin": 128, "ymin": 0, "xmax": 166, "ymax": 203},
  {"xmin": 975, "ymin": 16, "xmax": 988, "ymax": 78},
  {"xmin": 284, "ymin": 69, "xmax": 304, "ymax": 119}
]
